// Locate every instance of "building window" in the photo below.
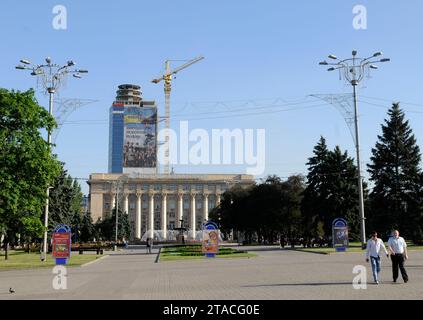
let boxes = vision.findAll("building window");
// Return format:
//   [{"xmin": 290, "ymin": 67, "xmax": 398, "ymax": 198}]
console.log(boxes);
[{"xmin": 129, "ymin": 203, "xmax": 136, "ymax": 210}]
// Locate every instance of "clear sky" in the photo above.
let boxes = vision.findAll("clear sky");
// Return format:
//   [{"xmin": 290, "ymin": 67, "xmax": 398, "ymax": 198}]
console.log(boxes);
[{"xmin": 1, "ymin": 0, "xmax": 423, "ymax": 195}]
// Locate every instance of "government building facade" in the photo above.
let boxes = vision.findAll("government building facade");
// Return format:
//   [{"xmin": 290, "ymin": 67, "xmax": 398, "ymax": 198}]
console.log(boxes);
[{"xmin": 88, "ymin": 173, "xmax": 254, "ymax": 241}]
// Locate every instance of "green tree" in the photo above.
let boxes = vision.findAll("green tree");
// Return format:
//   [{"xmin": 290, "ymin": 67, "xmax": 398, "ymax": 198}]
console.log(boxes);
[
  {"xmin": 301, "ymin": 137, "xmax": 330, "ymax": 238},
  {"xmin": 0, "ymin": 89, "xmax": 61, "ymax": 259},
  {"xmin": 279, "ymin": 175, "xmax": 306, "ymax": 245},
  {"xmin": 367, "ymin": 103, "xmax": 423, "ymax": 241},
  {"xmin": 211, "ymin": 175, "xmax": 305, "ymax": 245},
  {"xmin": 48, "ymin": 165, "xmax": 84, "ymax": 232},
  {"xmin": 302, "ymin": 137, "xmax": 363, "ymax": 240},
  {"xmin": 79, "ymin": 212, "xmax": 97, "ymax": 243},
  {"xmin": 96, "ymin": 207, "xmax": 131, "ymax": 242}
]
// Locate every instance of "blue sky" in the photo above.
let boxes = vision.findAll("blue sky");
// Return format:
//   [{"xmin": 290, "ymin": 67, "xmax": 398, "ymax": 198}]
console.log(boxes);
[{"xmin": 1, "ymin": 0, "xmax": 423, "ymax": 195}]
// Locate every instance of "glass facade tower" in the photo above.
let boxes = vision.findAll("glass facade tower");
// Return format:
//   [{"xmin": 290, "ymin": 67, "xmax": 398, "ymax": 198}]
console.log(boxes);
[{"xmin": 108, "ymin": 84, "xmax": 158, "ymax": 174}]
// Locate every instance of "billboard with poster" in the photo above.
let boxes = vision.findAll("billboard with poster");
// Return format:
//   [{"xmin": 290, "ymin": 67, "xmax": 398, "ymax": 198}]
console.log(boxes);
[
  {"xmin": 123, "ymin": 106, "xmax": 157, "ymax": 172},
  {"xmin": 332, "ymin": 218, "xmax": 349, "ymax": 252},
  {"xmin": 202, "ymin": 222, "xmax": 220, "ymax": 257},
  {"xmin": 52, "ymin": 225, "xmax": 72, "ymax": 265}
]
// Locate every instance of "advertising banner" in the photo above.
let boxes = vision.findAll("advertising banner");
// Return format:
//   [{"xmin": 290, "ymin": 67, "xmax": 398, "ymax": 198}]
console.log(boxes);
[
  {"xmin": 202, "ymin": 222, "xmax": 220, "ymax": 257},
  {"xmin": 332, "ymin": 218, "xmax": 349, "ymax": 252},
  {"xmin": 52, "ymin": 225, "xmax": 72, "ymax": 264},
  {"xmin": 123, "ymin": 106, "xmax": 157, "ymax": 169}
]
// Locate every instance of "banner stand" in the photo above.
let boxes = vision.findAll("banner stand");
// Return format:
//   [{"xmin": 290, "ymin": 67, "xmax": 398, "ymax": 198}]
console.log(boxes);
[
  {"xmin": 202, "ymin": 221, "xmax": 220, "ymax": 258},
  {"xmin": 52, "ymin": 224, "xmax": 72, "ymax": 265}
]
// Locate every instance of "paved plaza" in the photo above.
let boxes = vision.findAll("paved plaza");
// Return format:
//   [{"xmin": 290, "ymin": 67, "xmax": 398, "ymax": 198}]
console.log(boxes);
[{"xmin": 1, "ymin": 246, "xmax": 423, "ymax": 300}]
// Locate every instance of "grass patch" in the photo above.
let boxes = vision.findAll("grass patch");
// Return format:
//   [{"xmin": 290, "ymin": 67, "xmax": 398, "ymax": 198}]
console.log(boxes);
[
  {"xmin": 0, "ymin": 250, "xmax": 102, "ymax": 271},
  {"xmin": 160, "ymin": 245, "xmax": 256, "ymax": 261}
]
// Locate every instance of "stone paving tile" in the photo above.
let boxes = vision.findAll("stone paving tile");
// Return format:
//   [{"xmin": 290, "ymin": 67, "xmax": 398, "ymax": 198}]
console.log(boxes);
[{"xmin": 1, "ymin": 248, "xmax": 423, "ymax": 300}]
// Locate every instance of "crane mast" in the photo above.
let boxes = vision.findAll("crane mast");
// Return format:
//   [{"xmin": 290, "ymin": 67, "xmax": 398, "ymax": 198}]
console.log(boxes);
[{"xmin": 152, "ymin": 56, "xmax": 204, "ymax": 175}]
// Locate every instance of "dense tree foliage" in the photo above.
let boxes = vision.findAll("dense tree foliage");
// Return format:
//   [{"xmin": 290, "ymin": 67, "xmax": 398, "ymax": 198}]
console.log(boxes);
[
  {"xmin": 49, "ymin": 165, "xmax": 83, "ymax": 230},
  {"xmin": 368, "ymin": 103, "xmax": 423, "ymax": 241},
  {"xmin": 0, "ymin": 89, "xmax": 61, "ymax": 259},
  {"xmin": 96, "ymin": 207, "xmax": 131, "ymax": 242},
  {"xmin": 302, "ymin": 137, "xmax": 364, "ymax": 241},
  {"xmin": 211, "ymin": 175, "xmax": 305, "ymax": 244}
]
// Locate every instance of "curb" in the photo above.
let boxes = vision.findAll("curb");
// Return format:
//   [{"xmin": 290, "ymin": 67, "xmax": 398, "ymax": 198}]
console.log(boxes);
[{"xmin": 81, "ymin": 255, "xmax": 109, "ymax": 267}]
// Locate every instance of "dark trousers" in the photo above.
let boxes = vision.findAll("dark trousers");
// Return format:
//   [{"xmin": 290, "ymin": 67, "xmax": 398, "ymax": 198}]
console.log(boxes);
[{"xmin": 391, "ymin": 253, "xmax": 408, "ymax": 282}]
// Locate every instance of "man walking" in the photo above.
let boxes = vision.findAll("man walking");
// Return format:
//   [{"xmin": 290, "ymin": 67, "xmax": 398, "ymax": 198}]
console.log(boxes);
[
  {"xmin": 365, "ymin": 231, "xmax": 389, "ymax": 284},
  {"xmin": 388, "ymin": 230, "xmax": 409, "ymax": 283}
]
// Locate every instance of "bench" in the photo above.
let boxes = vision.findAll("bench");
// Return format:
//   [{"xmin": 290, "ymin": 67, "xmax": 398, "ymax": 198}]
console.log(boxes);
[{"xmin": 78, "ymin": 247, "xmax": 104, "ymax": 255}]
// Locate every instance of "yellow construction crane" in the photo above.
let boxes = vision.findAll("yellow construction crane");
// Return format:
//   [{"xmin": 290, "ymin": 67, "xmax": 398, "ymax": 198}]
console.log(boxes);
[{"xmin": 152, "ymin": 56, "xmax": 204, "ymax": 175}]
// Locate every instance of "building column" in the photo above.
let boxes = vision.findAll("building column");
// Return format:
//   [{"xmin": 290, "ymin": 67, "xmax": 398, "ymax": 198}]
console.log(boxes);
[
  {"xmin": 216, "ymin": 194, "xmax": 221, "ymax": 206},
  {"xmin": 203, "ymin": 194, "xmax": 209, "ymax": 222},
  {"xmin": 149, "ymin": 194, "xmax": 154, "ymax": 239},
  {"xmin": 111, "ymin": 194, "xmax": 116, "ymax": 211},
  {"xmin": 136, "ymin": 193, "xmax": 142, "ymax": 239},
  {"xmin": 124, "ymin": 194, "xmax": 129, "ymax": 215},
  {"xmin": 161, "ymin": 194, "xmax": 167, "ymax": 240},
  {"xmin": 190, "ymin": 194, "xmax": 196, "ymax": 240},
  {"xmin": 178, "ymin": 194, "xmax": 183, "ymax": 227}
]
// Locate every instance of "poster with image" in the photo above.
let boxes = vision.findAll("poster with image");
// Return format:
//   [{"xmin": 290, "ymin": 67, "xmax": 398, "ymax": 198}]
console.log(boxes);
[
  {"xmin": 123, "ymin": 106, "xmax": 157, "ymax": 169},
  {"xmin": 202, "ymin": 229, "xmax": 219, "ymax": 254}
]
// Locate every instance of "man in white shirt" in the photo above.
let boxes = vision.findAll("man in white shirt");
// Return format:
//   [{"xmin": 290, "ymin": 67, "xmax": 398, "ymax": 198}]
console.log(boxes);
[
  {"xmin": 388, "ymin": 230, "xmax": 409, "ymax": 283},
  {"xmin": 365, "ymin": 231, "xmax": 389, "ymax": 284}
]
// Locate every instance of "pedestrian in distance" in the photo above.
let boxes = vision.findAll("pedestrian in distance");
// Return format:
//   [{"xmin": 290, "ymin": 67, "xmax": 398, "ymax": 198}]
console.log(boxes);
[
  {"xmin": 388, "ymin": 230, "xmax": 409, "ymax": 283},
  {"xmin": 146, "ymin": 237, "xmax": 150, "ymax": 254},
  {"xmin": 365, "ymin": 231, "xmax": 389, "ymax": 285},
  {"xmin": 279, "ymin": 236, "xmax": 286, "ymax": 249},
  {"xmin": 146, "ymin": 237, "xmax": 153, "ymax": 254}
]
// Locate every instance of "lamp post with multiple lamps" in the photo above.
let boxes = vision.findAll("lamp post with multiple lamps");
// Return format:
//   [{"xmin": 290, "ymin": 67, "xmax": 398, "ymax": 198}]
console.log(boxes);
[
  {"xmin": 16, "ymin": 57, "xmax": 88, "ymax": 261},
  {"xmin": 319, "ymin": 50, "xmax": 390, "ymax": 249}
]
